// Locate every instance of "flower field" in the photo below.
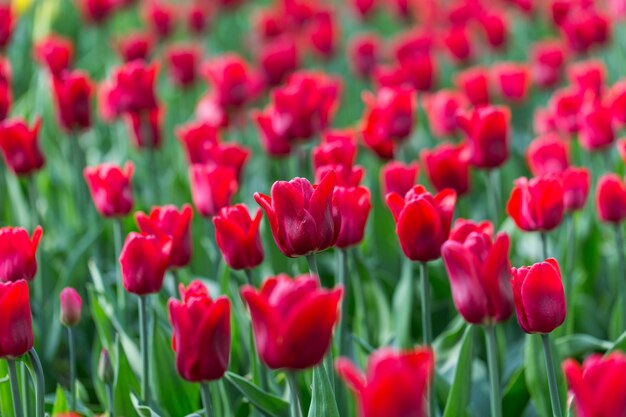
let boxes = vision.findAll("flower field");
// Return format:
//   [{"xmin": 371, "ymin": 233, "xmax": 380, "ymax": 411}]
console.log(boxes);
[{"xmin": 1, "ymin": 0, "xmax": 626, "ymax": 416}]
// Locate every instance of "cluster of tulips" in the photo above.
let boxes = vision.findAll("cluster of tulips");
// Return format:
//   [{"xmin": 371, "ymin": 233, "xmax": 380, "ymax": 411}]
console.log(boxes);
[{"xmin": 1, "ymin": 0, "xmax": 626, "ymax": 416}]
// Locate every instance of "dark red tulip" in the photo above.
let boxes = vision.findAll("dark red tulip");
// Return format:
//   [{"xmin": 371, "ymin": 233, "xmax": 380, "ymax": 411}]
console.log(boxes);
[
  {"xmin": 531, "ymin": 41, "xmax": 566, "ymax": 89},
  {"xmin": 334, "ymin": 186, "xmax": 372, "ymax": 248},
  {"xmin": 421, "ymin": 143, "xmax": 471, "ymax": 196},
  {"xmin": 568, "ymin": 60, "xmax": 606, "ymax": 98},
  {"xmin": 254, "ymin": 107, "xmax": 292, "ymax": 157},
  {"xmin": 387, "ymin": 54, "xmax": 436, "ymax": 92},
  {"xmin": 563, "ymin": 353, "xmax": 626, "ymax": 417},
  {"xmin": 84, "ymin": 162, "xmax": 134, "ymax": 218},
  {"xmin": 60, "ymin": 287, "xmax": 82, "ymax": 327},
  {"xmin": 478, "ymin": 12, "xmax": 508, "ymax": 50},
  {"xmin": 125, "ymin": 107, "xmax": 162, "ymax": 149},
  {"xmin": 526, "ymin": 134, "xmax": 570, "ymax": 177},
  {"xmin": 119, "ymin": 232, "xmax": 172, "ymax": 295},
  {"xmin": 187, "ymin": 4, "xmax": 210, "ymax": 35},
  {"xmin": 34, "ymin": 35, "xmax": 74, "ymax": 78},
  {"xmin": 442, "ymin": 228, "xmax": 513, "ymax": 324},
  {"xmin": 561, "ymin": 9, "xmax": 610, "ymax": 54},
  {"xmin": 258, "ymin": 37, "xmax": 298, "ymax": 87},
  {"xmin": 0, "ymin": 4, "xmax": 13, "ymax": 50},
  {"xmin": 0, "ymin": 226, "xmax": 43, "ymax": 283},
  {"xmin": 115, "ymin": 32, "xmax": 154, "ymax": 63},
  {"xmin": 560, "ymin": 167, "xmax": 590, "ymax": 212},
  {"xmin": 511, "ymin": 258, "xmax": 566, "ymax": 334},
  {"xmin": 386, "ymin": 185, "xmax": 456, "ymax": 262},
  {"xmin": 0, "ymin": 118, "xmax": 45, "ymax": 176},
  {"xmin": 351, "ymin": 0, "xmax": 376, "ymax": 18},
  {"xmin": 579, "ymin": 101, "xmax": 615, "ymax": 151},
  {"xmin": 492, "ymin": 63, "xmax": 530, "ymax": 103},
  {"xmin": 336, "ymin": 347, "xmax": 434, "ymax": 417},
  {"xmin": 506, "ymin": 175, "xmax": 565, "ymax": 232},
  {"xmin": 176, "ymin": 120, "xmax": 220, "ymax": 163},
  {"xmin": 313, "ymin": 130, "xmax": 357, "ymax": 172},
  {"xmin": 423, "ymin": 90, "xmax": 467, "ymax": 138},
  {"xmin": 307, "ymin": 10, "xmax": 336, "ymax": 59},
  {"xmin": 380, "ymin": 161, "xmax": 418, "ymax": 198},
  {"xmin": 166, "ymin": 45, "xmax": 200, "ymax": 88},
  {"xmin": 316, "ymin": 164, "xmax": 364, "ymax": 188},
  {"xmin": 241, "ymin": 274, "xmax": 342, "ymax": 370},
  {"xmin": 392, "ymin": 29, "xmax": 433, "ymax": 64},
  {"xmin": 443, "ymin": 25, "xmax": 472, "ymax": 64},
  {"xmin": 101, "ymin": 61, "xmax": 158, "ymax": 117},
  {"xmin": 596, "ymin": 174, "xmax": 626, "ymax": 223},
  {"xmin": 136, "ymin": 205, "xmax": 193, "ymax": 269},
  {"xmin": 168, "ymin": 281, "xmax": 231, "ymax": 382},
  {"xmin": 458, "ymin": 106, "xmax": 510, "ymax": 169},
  {"xmin": 76, "ymin": 0, "xmax": 116, "ymax": 25},
  {"xmin": 189, "ymin": 164, "xmax": 238, "ymax": 218},
  {"xmin": 213, "ymin": 204, "xmax": 264, "ymax": 270},
  {"xmin": 607, "ymin": 80, "xmax": 626, "ymax": 126},
  {"xmin": 52, "ymin": 70, "xmax": 94, "ymax": 133},
  {"xmin": 0, "ymin": 280, "xmax": 34, "ymax": 359},
  {"xmin": 449, "ymin": 218, "xmax": 494, "ymax": 243},
  {"xmin": 349, "ymin": 34, "xmax": 380, "ymax": 79},
  {"xmin": 549, "ymin": 87, "xmax": 584, "ymax": 134},
  {"xmin": 254, "ymin": 171, "xmax": 340, "ymax": 258},
  {"xmin": 0, "ymin": 57, "xmax": 10, "ymax": 121},
  {"xmin": 144, "ymin": 1, "xmax": 176, "ymax": 39},
  {"xmin": 202, "ymin": 54, "xmax": 262, "ymax": 111},
  {"xmin": 456, "ymin": 67, "xmax": 490, "ymax": 106}
]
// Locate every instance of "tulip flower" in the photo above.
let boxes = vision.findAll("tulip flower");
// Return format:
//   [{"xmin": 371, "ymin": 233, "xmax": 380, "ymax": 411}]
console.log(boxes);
[
  {"xmin": 449, "ymin": 218, "xmax": 494, "ymax": 242},
  {"xmin": 548, "ymin": 87, "xmax": 584, "ymax": 134},
  {"xmin": 561, "ymin": 168, "xmax": 590, "ymax": 212},
  {"xmin": 136, "ymin": 205, "xmax": 193, "ymax": 269},
  {"xmin": 506, "ymin": 175, "xmax": 565, "ymax": 233},
  {"xmin": 84, "ymin": 162, "xmax": 134, "ymax": 218},
  {"xmin": 563, "ymin": 353, "xmax": 626, "ymax": 417},
  {"xmin": 76, "ymin": 0, "xmax": 117, "ymax": 25},
  {"xmin": 168, "ymin": 280, "xmax": 231, "ymax": 382},
  {"xmin": 333, "ymin": 186, "xmax": 372, "ymax": 249},
  {"xmin": 0, "ymin": 4, "xmax": 13, "ymax": 50},
  {"xmin": 213, "ymin": 204, "xmax": 264, "ymax": 271},
  {"xmin": 336, "ymin": 347, "xmax": 434, "ymax": 417},
  {"xmin": 351, "ymin": 0, "xmax": 376, "ymax": 19},
  {"xmin": 166, "ymin": 45, "xmax": 200, "ymax": 88},
  {"xmin": 0, "ymin": 226, "xmax": 43, "ymax": 283},
  {"xmin": 458, "ymin": 105, "xmax": 510, "ymax": 169},
  {"xmin": 531, "ymin": 41, "xmax": 566, "ymax": 89},
  {"xmin": 202, "ymin": 54, "xmax": 262, "ymax": 112},
  {"xmin": 492, "ymin": 63, "xmax": 531, "ymax": 103},
  {"xmin": 241, "ymin": 274, "xmax": 342, "ymax": 369},
  {"xmin": 125, "ymin": 107, "xmax": 162, "ymax": 150},
  {"xmin": 316, "ymin": 164, "xmax": 364, "ymax": 188},
  {"xmin": 579, "ymin": 101, "xmax": 615, "ymax": 152},
  {"xmin": 478, "ymin": 12, "xmax": 508, "ymax": 50},
  {"xmin": 567, "ymin": 59, "xmax": 606, "ymax": 98},
  {"xmin": 443, "ymin": 25, "xmax": 472, "ymax": 64},
  {"xmin": 349, "ymin": 34, "xmax": 380, "ymax": 79},
  {"xmin": 254, "ymin": 171, "xmax": 340, "ymax": 258},
  {"xmin": 0, "ymin": 118, "xmax": 45, "ymax": 176},
  {"xmin": 421, "ymin": 143, "xmax": 471, "ymax": 196},
  {"xmin": 60, "ymin": 286, "xmax": 82, "ymax": 410},
  {"xmin": 561, "ymin": 10, "xmax": 611, "ymax": 54},
  {"xmin": 52, "ymin": 70, "xmax": 94, "ymax": 133},
  {"xmin": 526, "ymin": 134, "xmax": 570, "ymax": 177},
  {"xmin": 100, "ymin": 61, "xmax": 158, "ymax": 118},
  {"xmin": 189, "ymin": 164, "xmax": 238, "ymax": 218},
  {"xmin": 382, "ymin": 54, "xmax": 436, "ymax": 92},
  {"xmin": 143, "ymin": 1, "xmax": 176, "ymax": 39},
  {"xmin": 423, "ymin": 89, "xmax": 467, "ymax": 138},
  {"xmin": 176, "ymin": 120, "xmax": 220, "ymax": 163},
  {"xmin": 34, "ymin": 35, "xmax": 74, "ymax": 78},
  {"xmin": 607, "ymin": 80, "xmax": 626, "ymax": 126},
  {"xmin": 307, "ymin": 10, "xmax": 336, "ymax": 59},
  {"xmin": 596, "ymin": 174, "xmax": 626, "ymax": 223},
  {"xmin": 115, "ymin": 32, "xmax": 154, "ymax": 62},
  {"xmin": 187, "ymin": 4, "xmax": 210, "ymax": 35},
  {"xmin": 456, "ymin": 66, "xmax": 490, "ymax": 106},
  {"xmin": 361, "ymin": 87, "xmax": 415, "ymax": 148},
  {"xmin": 0, "ymin": 280, "xmax": 34, "ymax": 358},
  {"xmin": 119, "ymin": 232, "xmax": 172, "ymax": 295},
  {"xmin": 258, "ymin": 37, "xmax": 298, "ymax": 87},
  {"xmin": 0, "ymin": 57, "xmax": 10, "ymax": 121},
  {"xmin": 312, "ymin": 130, "xmax": 357, "ymax": 172},
  {"xmin": 380, "ymin": 161, "xmax": 418, "ymax": 199}
]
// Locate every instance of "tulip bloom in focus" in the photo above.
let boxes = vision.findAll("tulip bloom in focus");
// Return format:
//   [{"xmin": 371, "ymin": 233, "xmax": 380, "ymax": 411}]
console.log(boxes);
[{"xmin": 119, "ymin": 232, "xmax": 172, "ymax": 295}]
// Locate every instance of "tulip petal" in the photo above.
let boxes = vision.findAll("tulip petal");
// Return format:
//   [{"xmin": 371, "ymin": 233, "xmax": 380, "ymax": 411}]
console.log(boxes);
[
  {"xmin": 520, "ymin": 261, "xmax": 566, "ymax": 333},
  {"xmin": 482, "ymin": 233, "xmax": 513, "ymax": 322}
]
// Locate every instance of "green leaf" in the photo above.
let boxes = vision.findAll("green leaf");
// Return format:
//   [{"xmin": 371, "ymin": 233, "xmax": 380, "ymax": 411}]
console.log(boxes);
[
  {"xmin": 502, "ymin": 368, "xmax": 529, "ymax": 417},
  {"xmin": 0, "ymin": 360, "xmax": 14, "ymax": 417},
  {"xmin": 307, "ymin": 364, "xmax": 340, "ymax": 417},
  {"xmin": 52, "ymin": 385, "xmax": 69, "ymax": 415},
  {"xmin": 524, "ymin": 334, "xmax": 567, "ymax": 417},
  {"xmin": 392, "ymin": 259, "xmax": 414, "ymax": 348},
  {"xmin": 131, "ymin": 393, "xmax": 162, "ymax": 417},
  {"xmin": 555, "ymin": 334, "xmax": 611, "ymax": 358},
  {"xmin": 225, "ymin": 372, "xmax": 289, "ymax": 417},
  {"xmin": 442, "ymin": 325, "xmax": 475, "ymax": 417},
  {"xmin": 114, "ymin": 338, "xmax": 141, "ymax": 417}
]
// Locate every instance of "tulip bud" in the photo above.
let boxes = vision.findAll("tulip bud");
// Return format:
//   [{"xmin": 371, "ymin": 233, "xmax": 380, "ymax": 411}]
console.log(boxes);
[
  {"xmin": 567, "ymin": 59, "xmax": 606, "ymax": 98},
  {"xmin": 59, "ymin": 287, "xmax": 82, "ymax": 327},
  {"xmin": 579, "ymin": 101, "xmax": 615, "ymax": 152},
  {"xmin": 98, "ymin": 348, "xmax": 114, "ymax": 385},
  {"xmin": 561, "ymin": 168, "xmax": 590, "ymax": 212},
  {"xmin": 202, "ymin": 54, "xmax": 261, "ymax": 111},
  {"xmin": 0, "ymin": 280, "xmax": 34, "ymax": 359},
  {"xmin": 348, "ymin": 34, "xmax": 380, "ymax": 79},
  {"xmin": 478, "ymin": 12, "xmax": 508, "ymax": 50},
  {"xmin": 548, "ymin": 87, "xmax": 583, "ymax": 134},
  {"xmin": 143, "ymin": 1, "xmax": 176, "ymax": 39}
]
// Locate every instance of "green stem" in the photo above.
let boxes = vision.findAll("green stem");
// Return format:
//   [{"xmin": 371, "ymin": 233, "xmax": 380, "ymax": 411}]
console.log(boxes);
[
  {"xmin": 147, "ymin": 147, "xmax": 161, "ymax": 205},
  {"xmin": 244, "ymin": 269, "xmax": 254, "ymax": 286},
  {"xmin": 336, "ymin": 249, "xmax": 349, "ymax": 357},
  {"xmin": 200, "ymin": 382, "xmax": 215, "ymax": 417},
  {"xmin": 21, "ymin": 364, "xmax": 31, "ymax": 417},
  {"xmin": 541, "ymin": 232, "xmax": 549, "ymax": 260},
  {"xmin": 68, "ymin": 327, "xmax": 76, "ymax": 410},
  {"xmin": 286, "ymin": 372, "xmax": 303, "ymax": 417},
  {"xmin": 484, "ymin": 325, "xmax": 503, "ymax": 417},
  {"xmin": 7, "ymin": 359, "xmax": 24, "ymax": 417},
  {"xmin": 420, "ymin": 262, "xmax": 435, "ymax": 417},
  {"xmin": 138, "ymin": 295, "xmax": 151, "ymax": 405},
  {"xmin": 615, "ymin": 224, "xmax": 626, "ymax": 332},
  {"xmin": 27, "ymin": 349, "xmax": 45, "ymax": 417},
  {"xmin": 565, "ymin": 214, "xmax": 576, "ymax": 335},
  {"xmin": 487, "ymin": 169, "xmax": 501, "ymax": 227},
  {"xmin": 541, "ymin": 334, "xmax": 563, "ymax": 417},
  {"xmin": 27, "ymin": 175, "xmax": 38, "ymax": 230},
  {"xmin": 172, "ymin": 269, "xmax": 182, "ymax": 295},
  {"xmin": 105, "ymin": 383, "xmax": 114, "ymax": 417},
  {"xmin": 113, "ymin": 219, "xmax": 126, "ymax": 321},
  {"xmin": 306, "ymin": 253, "xmax": 319, "ymax": 277}
]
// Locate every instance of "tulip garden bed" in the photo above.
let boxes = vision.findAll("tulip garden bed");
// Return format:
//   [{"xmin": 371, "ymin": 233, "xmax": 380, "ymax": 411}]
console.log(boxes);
[{"xmin": 0, "ymin": 0, "xmax": 625, "ymax": 416}]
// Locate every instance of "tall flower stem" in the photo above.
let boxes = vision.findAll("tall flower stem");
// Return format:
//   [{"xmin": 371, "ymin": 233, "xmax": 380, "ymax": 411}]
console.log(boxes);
[
  {"xmin": 615, "ymin": 224, "xmax": 626, "ymax": 332},
  {"xmin": 420, "ymin": 261, "xmax": 435, "ymax": 417},
  {"xmin": 138, "ymin": 295, "xmax": 151, "ymax": 405},
  {"xmin": 336, "ymin": 249, "xmax": 349, "ymax": 416},
  {"xmin": 27, "ymin": 175, "xmax": 38, "ymax": 230},
  {"xmin": 565, "ymin": 214, "xmax": 576, "ymax": 335},
  {"xmin": 113, "ymin": 219, "xmax": 126, "ymax": 322},
  {"xmin": 244, "ymin": 269, "xmax": 254, "ymax": 286},
  {"xmin": 484, "ymin": 325, "xmax": 503, "ymax": 417},
  {"xmin": 27, "ymin": 349, "xmax": 45, "ymax": 417},
  {"xmin": 541, "ymin": 232, "xmax": 549, "ymax": 260},
  {"xmin": 7, "ymin": 359, "xmax": 24, "ymax": 417},
  {"xmin": 286, "ymin": 372, "xmax": 303, "ymax": 417},
  {"xmin": 541, "ymin": 334, "xmax": 563, "ymax": 417},
  {"xmin": 487, "ymin": 169, "xmax": 501, "ymax": 226},
  {"xmin": 147, "ymin": 147, "xmax": 161, "ymax": 205},
  {"xmin": 200, "ymin": 382, "xmax": 215, "ymax": 417},
  {"xmin": 68, "ymin": 327, "xmax": 76, "ymax": 410},
  {"xmin": 105, "ymin": 383, "xmax": 114, "ymax": 417},
  {"xmin": 306, "ymin": 254, "xmax": 319, "ymax": 277}
]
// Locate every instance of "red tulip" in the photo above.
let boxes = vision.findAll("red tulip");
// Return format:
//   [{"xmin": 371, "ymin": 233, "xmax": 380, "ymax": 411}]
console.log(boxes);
[
  {"xmin": 120, "ymin": 232, "xmax": 172, "ymax": 295},
  {"xmin": 458, "ymin": 106, "xmax": 511, "ymax": 169},
  {"xmin": 533, "ymin": 107, "xmax": 559, "ymax": 136},
  {"xmin": 115, "ymin": 32, "xmax": 154, "ymax": 62},
  {"xmin": 531, "ymin": 41, "xmax": 566, "ymax": 89},
  {"xmin": 189, "ymin": 164, "xmax": 238, "ymax": 218},
  {"xmin": 568, "ymin": 60, "xmax": 606, "ymax": 98},
  {"xmin": 507, "ymin": 175, "xmax": 565, "ymax": 232},
  {"xmin": 202, "ymin": 54, "xmax": 262, "ymax": 111},
  {"xmin": 449, "ymin": 218, "xmax": 494, "ymax": 243},
  {"xmin": 579, "ymin": 101, "xmax": 615, "ymax": 151},
  {"xmin": 0, "ymin": 4, "xmax": 14, "ymax": 50},
  {"xmin": 336, "ymin": 347, "xmax": 434, "ymax": 417},
  {"xmin": 549, "ymin": 88, "xmax": 584, "ymax": 134},
  {"xmin": 421, "ymin": 143, "xmax": 471, "ymax": 196},
  {"xmin": 392, "ymin": 29, "xmax": 433, "ymax": 65},
  {"xmin": 0, "ymin": 226, "xmax": 43, "ymax": 283},
  {"xmin": 561, "ymin": 167, "xmax": 590, "ymax": 212},
  {"xmin": 563, "ymin": 353, "xmax": 626, "ymax": 417},
  {"xmin": 241, "ymin": 274, "xmax": 342, "ymax": 369},
  {"xmin": 166, "ymin": 45, "xmax": 200, "ymax": 88},
  {"xmin": 456, "ymin": 67, "xmax": 490, "ymax": 106},
  {"xmin": 101, "ymin": 61, "xmax": 158, "ymax": 116},
  {"xmin": 351, "ymin": 0, "xmax": 376, "ymax": 18},
  {"xmin": 60, "ymin": 287, "xmax": 82, "ymax": 327},
  {"xmin": 0, "ymin": 118, "xmax": 45, "ymax": 176},
  {"xmin": 34, "ymin": 35, "xmax": 74, "ymax": 78},
  {"xmin": 349, "ymin": 34, "xmax": 380, "ymax": 79},
  {"xmin": 442, "ymin": 228, "xmax": 513, "ymax": 324},
  {"xmin": 125, "ymin": 107, "xmax": 162, "ymax": 149},
  {"xmin": 511, "ymin": 258, "xmax": 566, "ymax": 334},
  {"xmin": 561, "ymin": 9, "xmax": 610, "ymax": 54},
  {"xmin": 380, "ymin": 161, "xmax": 418, "ymax": 198},
  {"xmin": 187, "ymin": 4, "xmax": 210, "ymax": 35},
  {"xmin": 168, "ymin": 281, "xmax": 231, "ymax": 382},
  {"xmin": 176, "ymin": 120, "xmax": 220, "ymax": 163},
  {"xmin": 254, "ymin": 171, "xmax": 340, "ymax": 257},
  {"xmin": 386, "ymin": 185, "xmax": 456, "ymax": 262},
  {"xmin": 213, "ymin": 204, "xmax": 264, "ymax": 270},
  {"xmin": 0, "ymin": 280, "xmax": 34, "ymax": 358},
  {"xmin": 254, "ymin": 107, "xmax": 292, "ymax": 157},
  {"xmin": 596, "ymin": 174, "xmax": 626, "ymax": 223},
  {"xmin": 258, "ymin": 37, "xmax": 298, "ymax": 87},
  {"xmin": 316, "ymin": 164, "xmax": 364, "ymax": 188},
  {"xmin": 492, "ymin": 63, "xmax": 531, "ymax": 103},
  {"xmin": 76, "ymin": 0, "xmax": 116, "ymax": 25},
  {"xmin": 607, "ymin": 80, "xmax": 626, "ymax": 126},
  {"xmin": 526, "ymin": 134, "xmax": 570, "ymax": 177},
  {"xmin": 52, "ymin": 70, "xmax": 94, "ymax": 133},
  {"xmin": 0, "ymin": 57, "xmax": 10, "ymax": 121},
  {"xmin": 384, "ymin": 54, "xmax": 436, "ymax": 92},
  {"xmin": 478, "ymin": 12, "xmax": 508, "ymax": 50},
  {"xmin": 443, "ymin": 25, "xmax": 472, "ymax": 64},
  {"xmin": 313, "ymin": 130, "xmax": 357, "ymax": 172},
  {"xmin": 334, "ymin": 186, "xmax": 372, "ymax": 248},
  {"xmin": 144, "ymin": 1, "xmax": 176, "ymax": 39},
  {"xmin": 84, "ymin": 162, "xmax": 134, "ymax": 218},
  {"xmin": 307, "ymin": 10, "xmax": 336, "ymax": 59},
  {"xmin": 136, "ymin": 205, "xmax": 193, "ymax": 269},
  {"xmin": 423, "ymin": 90, "xmax": 467, "ymax": 138}
]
